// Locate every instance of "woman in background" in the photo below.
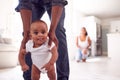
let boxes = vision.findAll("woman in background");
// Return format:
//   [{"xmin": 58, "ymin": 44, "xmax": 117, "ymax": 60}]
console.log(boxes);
[{"xmin": 76, "ymin": 27, "xmax": 91, "ymax": 62}]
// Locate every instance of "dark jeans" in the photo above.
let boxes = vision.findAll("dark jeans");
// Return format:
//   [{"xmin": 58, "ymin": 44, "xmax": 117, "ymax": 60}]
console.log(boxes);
[
  {"xmin": 24, "ymin": 2, "xmax": 70, "ymax": 80},
  {"xmin": 23, "ymin": 53, "xmax": 32, "ymax": 80}
]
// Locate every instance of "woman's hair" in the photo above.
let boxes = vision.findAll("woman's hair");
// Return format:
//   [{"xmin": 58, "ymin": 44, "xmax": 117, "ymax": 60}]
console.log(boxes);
[{"xmin": 82, "ymin": 27, "xmax": 88, "ymax": 36}]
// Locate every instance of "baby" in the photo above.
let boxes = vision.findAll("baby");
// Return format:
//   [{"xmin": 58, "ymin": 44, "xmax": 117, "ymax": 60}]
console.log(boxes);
[{"xmin": 19, "ymin": 20, "xmax": 58, "ymax": 80}]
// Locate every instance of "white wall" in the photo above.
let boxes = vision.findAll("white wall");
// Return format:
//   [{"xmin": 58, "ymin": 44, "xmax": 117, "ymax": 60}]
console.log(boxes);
[
  {"xmin": 110, "ymin": 20, "xmax": 120, "ymax": 33},
  {"xmin": 0, "ymin": 0, "xmax": 23, "ymax": 47},
  {"xmin": 101, "ymin": 17, "xmax": 120, "ymax": 55},
  {"xmin": 0, "ymin": 0, "xmax": 12, "ymax": 37}
]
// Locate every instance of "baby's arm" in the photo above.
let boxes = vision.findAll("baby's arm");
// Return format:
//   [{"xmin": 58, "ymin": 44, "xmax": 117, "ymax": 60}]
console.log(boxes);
[
  {"xmin": 19, "ymin": 49, "xmax": 29, "ymax": 72},
  {"xmin": 49, "ymin": 45, "xmax": 58, "ymax": 65},
  {"xmin": 42, "ymin": 45, "xmax": 58, "ymax": 71}
]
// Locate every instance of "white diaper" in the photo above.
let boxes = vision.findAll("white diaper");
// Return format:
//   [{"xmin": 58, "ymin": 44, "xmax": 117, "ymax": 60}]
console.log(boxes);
[{"xmin": 40, "ymin": 68, "xmax": 47, "ymax": 74}]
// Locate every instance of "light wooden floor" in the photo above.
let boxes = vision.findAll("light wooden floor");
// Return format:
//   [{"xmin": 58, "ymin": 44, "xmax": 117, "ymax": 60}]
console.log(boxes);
[{"xmin": 0, "ymin": 57, "xmax": 120, "ymax": 80}]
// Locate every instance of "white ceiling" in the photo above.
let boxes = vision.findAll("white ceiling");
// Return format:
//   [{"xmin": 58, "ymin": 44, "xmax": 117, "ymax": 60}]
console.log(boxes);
[{"xmin": 73, "ymin": 0, "xmax": 120, "ymax": 19}]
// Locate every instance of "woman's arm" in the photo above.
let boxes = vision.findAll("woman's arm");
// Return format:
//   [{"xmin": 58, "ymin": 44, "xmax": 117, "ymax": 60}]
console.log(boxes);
[
  {"xmin": 76, "ymin": 36, "xmax": 82, "ymax": 49},
  {"xmin": 86, "ymin": 36, "xmax": 91, "ymax": 49},
  {"xmin": 76, "ymin": 36, "xmax": 79, "ymax": 47}
]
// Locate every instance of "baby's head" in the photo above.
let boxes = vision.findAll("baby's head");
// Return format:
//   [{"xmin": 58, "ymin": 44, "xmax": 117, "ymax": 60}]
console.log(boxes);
[{"xmin": 30, "ymin": 20, "xmax": 48, "ymax": 47}]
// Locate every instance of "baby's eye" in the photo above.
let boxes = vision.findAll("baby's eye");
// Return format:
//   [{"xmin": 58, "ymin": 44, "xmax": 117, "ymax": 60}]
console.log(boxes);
[
  {"xmin": 33, "ymin": 31, "xmax": 38, "ymax": 35},
  {"xmin": 41, "ymin": 30, "xmax": 45, "ymax": 34}
]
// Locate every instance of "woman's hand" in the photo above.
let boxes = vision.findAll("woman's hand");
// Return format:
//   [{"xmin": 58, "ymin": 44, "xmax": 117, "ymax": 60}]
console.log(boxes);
[{"xmin": 82, "ymin": 49, "xmax": 88, "ymax": 54}]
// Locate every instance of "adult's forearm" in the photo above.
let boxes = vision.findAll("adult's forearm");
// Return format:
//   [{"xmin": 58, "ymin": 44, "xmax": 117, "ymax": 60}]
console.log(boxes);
[
  {"xmin": 20, "ymin": 9, "xmax": 32, "ymax": 49},
  {"xmin": 49, "ymin": 6, "xmax": 63, "ymax": 32}
]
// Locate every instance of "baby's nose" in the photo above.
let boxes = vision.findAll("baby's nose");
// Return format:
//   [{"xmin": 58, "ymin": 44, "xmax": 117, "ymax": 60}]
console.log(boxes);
[{"xmin": 38, "ymin": 32, "xmax": 43, "ymax": 36}]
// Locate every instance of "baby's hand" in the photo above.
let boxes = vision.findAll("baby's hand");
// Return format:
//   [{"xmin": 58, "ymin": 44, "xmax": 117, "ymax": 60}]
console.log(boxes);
[
  {"xmin": 21, "ymin": 49, "xmax": 26, "ymax": 55},
  {"xmin": 21, "ymin": 64, "xmax": 29, "ymax": 72},
  {"xmin": 42, "ymin": 62, "xmax": 53, "ymax": 72}
]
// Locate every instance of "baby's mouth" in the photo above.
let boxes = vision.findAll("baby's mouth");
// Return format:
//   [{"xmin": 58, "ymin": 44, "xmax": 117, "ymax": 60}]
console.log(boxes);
[
  {"xmin": 38, "ymin": 38, "xmax": 42, "ymax": 41},
  {"xmin": 37, "ymin": 37, "xmax": 44, "ymax": 41}
]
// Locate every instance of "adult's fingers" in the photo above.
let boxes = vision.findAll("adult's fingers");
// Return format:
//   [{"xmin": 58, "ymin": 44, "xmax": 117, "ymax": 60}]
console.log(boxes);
[
  {"xmin": 48, "ymin": 38, "xmax": 52, "ymax": 46},
  {"xmin": 53, "ymin": 37, "xmax": 58, "ymax": 48}
]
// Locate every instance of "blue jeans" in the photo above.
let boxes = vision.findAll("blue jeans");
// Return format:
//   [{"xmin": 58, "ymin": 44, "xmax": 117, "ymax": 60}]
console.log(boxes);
[
  {"xmin": 75, "ymin": 49, "xmax": 89, "ymax": 61},
  {"xmin": 17, "ymin": 1, "xmax": 70, "ymax": 80},
  {"xmin": 23, "ymin": 52, "xmax": 32, "ymax": 80}
]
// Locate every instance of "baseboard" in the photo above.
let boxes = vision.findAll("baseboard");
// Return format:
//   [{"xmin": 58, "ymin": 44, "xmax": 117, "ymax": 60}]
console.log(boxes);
[{"xmin": 102, "ymin": 51, "xmax": 108, "ymax": 56}]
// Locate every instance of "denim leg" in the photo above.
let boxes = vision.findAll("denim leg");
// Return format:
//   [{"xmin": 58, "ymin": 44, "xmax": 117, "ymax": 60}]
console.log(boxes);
[
  {"xmin": 23, "ymin": 52, "xmax": 32, "ymax": 80},
  {"xmin": 79, "ymin": 50, "xmax": 83, "ymax": 60},
  {"xmin": 32, "ymin": 3, "xmax": 45, "ymax": 22},
  {"xmin": 75, "ymin": 49, "xmax": 82, "ymax": 61},
  {"xmin": 39, "ymin": 4, "xmax": 69, "ymax": 80},
  {"xmin": 55, "ymin": 8, "xmax": 70, "ymax": 80},
  {"xmin": 47, "ymin": 7, "xmax": 69, "ymax": 80},
  {"xmin": 81, "ymin": 50, "xmax": 89, "ymax": 59}
]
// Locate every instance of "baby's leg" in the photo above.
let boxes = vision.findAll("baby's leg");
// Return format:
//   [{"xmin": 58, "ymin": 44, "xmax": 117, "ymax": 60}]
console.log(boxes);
[
  {"xmin": 47, "ymin": 65, "xmax": 56, "ymax": 80},
  {"xmin": 32, "ymin": 64, "xmax": 41, "ymax": 80}
]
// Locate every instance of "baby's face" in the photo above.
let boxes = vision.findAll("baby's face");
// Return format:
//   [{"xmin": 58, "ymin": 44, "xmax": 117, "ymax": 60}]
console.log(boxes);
[{"xmin": 30, "ymin": 22, "xmax": 48, "ymax": 47}]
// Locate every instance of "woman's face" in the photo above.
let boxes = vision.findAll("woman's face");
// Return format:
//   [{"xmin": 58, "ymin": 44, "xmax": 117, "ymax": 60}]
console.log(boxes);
[{"xmin": 80, "ymin": 27, "xmax": 86, "ymax": 36}]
